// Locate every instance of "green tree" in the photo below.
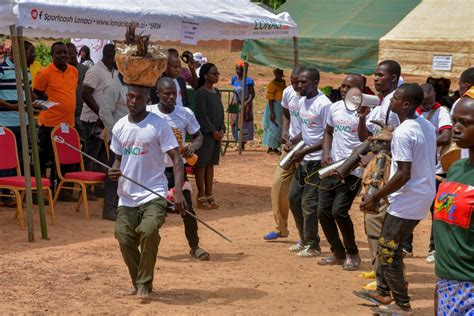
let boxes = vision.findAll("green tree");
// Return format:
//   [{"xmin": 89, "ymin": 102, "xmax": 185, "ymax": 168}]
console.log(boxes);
[{"xmin": 252, "ymin": 0, "xmax": 286, "ymax": 10}]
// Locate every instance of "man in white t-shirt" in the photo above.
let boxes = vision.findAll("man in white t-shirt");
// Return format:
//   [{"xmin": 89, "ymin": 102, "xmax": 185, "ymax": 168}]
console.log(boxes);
[
  {"xmin": 356, "ymin": 83, "xmax": 436, "ymax": 314},
  {"xmin": 358, "ymin": 60, "xmax": 401, "ymax": 141},
  {"xmin": 108, "ymin": 84, "xmax": 186, "ymax": 299},
  {"xmin": 263, "ymin": 66, "xmax": 304, "ymax": 241},
  {"xmin": 287, "ymin": 68, "xmax": 332, "ymax": 257},
  {"xmin": 317, "ymin": 75, "xmax": 365, "ymax": 270},
  {"xmin": 357, "ymin": 60, "xmax": 402, "ymax": 286},
  {"xmin": 147, "ymin": 77, "xmax": 209, "ymax": 261},
  {"xmin": 402, "ymin": 83, "xmax": 452, "ymax": 262},
  {"xmin": 81, "ymin": 44, "xmax": 116, "ymax": 176}
]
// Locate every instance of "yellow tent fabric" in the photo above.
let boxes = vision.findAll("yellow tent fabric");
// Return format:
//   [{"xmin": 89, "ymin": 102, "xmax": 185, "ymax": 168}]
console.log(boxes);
[{"xmin": 379, "ymin": 0, "xmax": 474, "ymax": 77}]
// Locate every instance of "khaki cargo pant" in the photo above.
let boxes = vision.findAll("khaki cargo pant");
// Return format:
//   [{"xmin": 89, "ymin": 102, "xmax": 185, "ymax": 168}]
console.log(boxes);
[
  {"xmin": 115, "ymin": 197, "xmax": 167, "ymax": 290},
  {"xmin": 271, "ymin": 149, "xmax": 297, "ymax": 236}
]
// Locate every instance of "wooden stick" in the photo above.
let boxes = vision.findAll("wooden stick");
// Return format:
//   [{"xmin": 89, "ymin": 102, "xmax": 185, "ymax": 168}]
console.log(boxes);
[
  {"xmin": 17, "ymin": 27, "xmax": 48, "ymax": 240},
  {"xmin": 293, "ymin": 36, "xmax": 299, "ymax": 67},
  {"xmin": 53, "ymin": 136, "xmax": 233, "ymax": 243},
  {"xmin": 9, "ymin": 25, "xmax": 34, "ymax": 241}
]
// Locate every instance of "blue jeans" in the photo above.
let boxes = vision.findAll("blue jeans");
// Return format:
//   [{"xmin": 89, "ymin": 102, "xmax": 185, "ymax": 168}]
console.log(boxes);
[{"xmin": 288, "ymin": 160, "xmax": 321, "ymax": 250}]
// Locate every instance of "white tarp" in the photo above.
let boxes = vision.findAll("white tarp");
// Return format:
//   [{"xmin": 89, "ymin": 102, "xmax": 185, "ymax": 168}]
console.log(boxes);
[{"xmin": 12, "ymin": 0, "xmax": 298, "ymax": 41}]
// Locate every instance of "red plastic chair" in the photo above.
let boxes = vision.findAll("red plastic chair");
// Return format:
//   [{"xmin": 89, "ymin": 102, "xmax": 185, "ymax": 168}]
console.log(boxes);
[
  {"xmin": 0, "ymin": 127, "xmax": 56, "ymax": 228},
  {"xmin": 51, "ymin": 124, "xmax": 106, "ymax": 220}
]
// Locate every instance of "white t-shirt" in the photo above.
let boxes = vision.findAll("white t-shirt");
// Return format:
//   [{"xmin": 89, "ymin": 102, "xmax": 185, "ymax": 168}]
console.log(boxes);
[
  {"xmin": 110, "ymin": 112, "xmax": 178, "ymax": 207},
  {"xmin": 298, "ymin": 91, "xmax": 332, "ymax": 161},
  {"xmin": 281, "ymin": 85, "xmax": 301, "ymax": 138},
  {"xmin": 327, "ymin": 100, "xmax": 363, "ymax": 178},
  {"xmin": 146, "ymin": 104, "xmax": 200, "ymax": 167},
  {"xmin": 416, "ymin": 104, "xmax": 452, "ymax": 174},
  {"xmin": 366, "ymin": 90, "xmax": 399, "ymax": 134},
  {"xmin": 80, "ymin": 60, "xmax": 117, "ymax": 122},
  {"xmin": 387, "ymin": 117, "xmax": 437, "ymax": 220},
  {"xmin": 173, "ymin": 78, "xmax": 184, "ymax": 107}
]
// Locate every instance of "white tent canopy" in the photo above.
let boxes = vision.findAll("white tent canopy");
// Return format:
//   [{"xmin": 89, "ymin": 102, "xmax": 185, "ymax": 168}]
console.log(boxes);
[{"xmin": 8, "ymin": 0, "xmax": 297, "ymax": 41}]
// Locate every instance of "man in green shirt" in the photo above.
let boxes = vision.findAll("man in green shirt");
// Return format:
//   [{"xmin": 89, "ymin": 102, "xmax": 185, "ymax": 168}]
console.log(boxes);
[{"xmin": 433, "ymin": 93, "xmax": 474, "ymax": 315}]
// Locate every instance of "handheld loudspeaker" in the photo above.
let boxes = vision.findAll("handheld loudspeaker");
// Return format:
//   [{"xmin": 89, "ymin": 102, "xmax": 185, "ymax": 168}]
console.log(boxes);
[{"xmin": 344, "ymin": 88, "xmax": 380, "ymax": 112}]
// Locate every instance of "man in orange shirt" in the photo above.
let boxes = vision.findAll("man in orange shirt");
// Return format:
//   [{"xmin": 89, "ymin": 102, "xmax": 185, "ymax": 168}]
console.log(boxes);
[{"xmin": 33, "ymin": 42, "xmax": 78, "ymax": 176}]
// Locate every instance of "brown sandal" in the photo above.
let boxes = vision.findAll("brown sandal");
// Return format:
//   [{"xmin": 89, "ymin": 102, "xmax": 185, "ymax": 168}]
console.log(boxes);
[
  {"xmin": 206, "ymin": 195, "xmax": 220, "ymax": 209},
  {"xmin": 196, "ymin": 196, "xmax": 212, "ymax": 210}
]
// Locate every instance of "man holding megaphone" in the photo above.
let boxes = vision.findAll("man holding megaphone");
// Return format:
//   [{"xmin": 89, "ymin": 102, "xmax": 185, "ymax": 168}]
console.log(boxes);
[{"xmin": 317, "ymin": 75, "xmax": 366, "ymax": 271}]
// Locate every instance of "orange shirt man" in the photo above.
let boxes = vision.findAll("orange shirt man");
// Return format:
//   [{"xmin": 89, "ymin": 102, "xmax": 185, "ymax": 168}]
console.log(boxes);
[
  {"xmin": 34, "ymin": 49, "xmax": 78, "ymax": 127},
  {"xmin": 33, "ymin": 42, "xmax": 78, "ymax": 175}
]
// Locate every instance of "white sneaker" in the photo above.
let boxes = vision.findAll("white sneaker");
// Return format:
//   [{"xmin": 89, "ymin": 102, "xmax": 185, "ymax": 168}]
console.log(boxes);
[
  {"xmin": 297, "ymin": 246, "xmax": 321, "ymax": 257},
  {"xmin": 289, "ymin": 241, "xmax": 305, "ymax": 252},
  {"xmin": 426, "ymin": 251, "xmax": 435, "ymax": 264}
]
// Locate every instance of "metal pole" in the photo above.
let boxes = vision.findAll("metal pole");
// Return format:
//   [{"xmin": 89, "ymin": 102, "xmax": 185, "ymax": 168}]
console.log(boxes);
[
  {"xmin": 293, "ymin": 36, "xmax": 299, "ymax": 67},
  {"xmin": 52, "ymin": 136, "xmax": 233, "ymax": 243},
  {"xmin": 17, "ymin": 27, "xmax": 48, "ymax": 240},
  {"xmin": 238, "ymin": 61, "xmax": 249, "ymax": 155},
  {"xmin": 9, "ymin": 25, "xmax": 34, "ymax": 241}
]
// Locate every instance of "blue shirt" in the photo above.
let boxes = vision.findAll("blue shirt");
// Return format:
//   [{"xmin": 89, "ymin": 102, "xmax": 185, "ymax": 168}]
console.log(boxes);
[{"xmin": 0, "ymin": 58, "xmax": 31, "ymax": 126}]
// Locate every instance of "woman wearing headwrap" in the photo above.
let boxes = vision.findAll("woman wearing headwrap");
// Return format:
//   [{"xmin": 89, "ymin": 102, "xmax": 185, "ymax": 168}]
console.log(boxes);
[
  {"xmin": 231, "ymin": 60, "xmax": 255, "ymax": 149},
  {"xmin": 194, "ymin": 63, "xmax": 225, "ymax": 209}
]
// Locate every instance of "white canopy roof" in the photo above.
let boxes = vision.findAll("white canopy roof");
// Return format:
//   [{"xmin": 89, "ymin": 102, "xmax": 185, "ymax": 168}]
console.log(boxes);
[{"xmin": 4, "ymin": 0, "xmax": 297, "ymax": 41}]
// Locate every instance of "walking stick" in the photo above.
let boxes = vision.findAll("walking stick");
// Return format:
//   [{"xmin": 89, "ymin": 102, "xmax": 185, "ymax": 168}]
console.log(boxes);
[{"xmin": 53, "ymin": 136, "xmax": 233, "ymax": 243}]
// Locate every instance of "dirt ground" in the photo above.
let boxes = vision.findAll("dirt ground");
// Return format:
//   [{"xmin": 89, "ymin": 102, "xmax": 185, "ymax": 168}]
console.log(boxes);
[{"xmin": 0, "ymin": 149, "xmax": 436, "ymax": 315}]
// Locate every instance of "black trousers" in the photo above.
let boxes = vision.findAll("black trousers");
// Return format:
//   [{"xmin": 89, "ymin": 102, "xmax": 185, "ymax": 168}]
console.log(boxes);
[
  {"xmin": 38, "ymin": 125, "xmax": 54, "ymax": 176},
  {"xmin": 103, "ymin": 150, "xmax": 119, "ymax": 217},
  {"xmin": 288, "ymin": 160, "xmax": 321, "ymax": 250},
  {"xmin": 165, "ymin": 167, "xmax": 200, "ymax": 250},
  {"xmin": 318, "ymin": 175, "xmax": 361, "ymax": 258},
  {"xmin": 377, "ymin": 213, "xmax": 419, "ymax": 308}
]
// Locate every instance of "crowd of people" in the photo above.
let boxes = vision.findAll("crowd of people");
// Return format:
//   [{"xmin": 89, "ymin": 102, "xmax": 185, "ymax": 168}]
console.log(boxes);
[
  {"xmin": 1, "ymin": 40, "xmax": 473, "ymax": 313},
  {"xmin": 263, "ymin": 61, "xmax": 474, "ymax": 315}
]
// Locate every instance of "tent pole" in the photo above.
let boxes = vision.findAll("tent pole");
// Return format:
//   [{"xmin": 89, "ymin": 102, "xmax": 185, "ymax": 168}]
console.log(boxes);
[
  {"xmin": 9, "ymin": 25, "xmax": 34, "ymax": 241},
  {"xmin": 238, "ymin": 61, "xmax": 249, "ymax": 155},
  {"xmin": 17, "ymin": 27, "xmax": 48, "ymax": 240},
  {"xmin": 293, "ymin": 36, "xmax": 299, "ymax": 67}
]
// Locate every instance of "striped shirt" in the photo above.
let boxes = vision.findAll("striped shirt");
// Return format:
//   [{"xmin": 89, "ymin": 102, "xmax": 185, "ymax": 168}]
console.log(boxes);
[{"xmin": 0, "ymin": 57, "xmax": 31, "ymax": 126}]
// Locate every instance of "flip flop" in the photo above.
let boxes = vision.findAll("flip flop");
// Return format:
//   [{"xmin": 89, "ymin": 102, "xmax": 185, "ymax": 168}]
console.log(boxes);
[
  {"xmin": 190, "ymin": 247, "xmax": 210, "ymax": 261},
  {"xmin": 371, "ymin": 305, "xmax": 413, "ymax": 315},
  {"xmin": 353, "ymin": 290, "xmax": 392, "ymax": 305}
]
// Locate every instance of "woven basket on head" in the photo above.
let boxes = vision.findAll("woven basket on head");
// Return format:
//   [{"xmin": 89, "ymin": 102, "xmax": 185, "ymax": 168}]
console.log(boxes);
[{"xmin": 116, "ymin": 54, "xmax": 168, "ymax": 87}]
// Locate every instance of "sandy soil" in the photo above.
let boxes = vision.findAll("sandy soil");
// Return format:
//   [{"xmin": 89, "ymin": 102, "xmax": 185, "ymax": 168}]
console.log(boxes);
[{"xmin": 0, "ymin": 150, "xmax": 436, "ymax": 315}]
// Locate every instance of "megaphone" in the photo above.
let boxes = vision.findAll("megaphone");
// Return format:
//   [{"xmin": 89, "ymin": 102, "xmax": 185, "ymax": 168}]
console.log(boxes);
[{"xmin": 344, "ymin": 88, "xmax": 380, "ymax": 112}]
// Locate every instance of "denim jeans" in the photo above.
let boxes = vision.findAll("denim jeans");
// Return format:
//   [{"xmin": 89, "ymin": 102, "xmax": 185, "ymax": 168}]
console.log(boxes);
[
  {"xmin": 318, "ymin": 174, "xmax": 361, "ymax": 258},
  {"xmin": 288, "ymin": 160, "xmax": 321, "ymax": 250},
  {"xmin": 377, "ymin": 213, "xmax": 419, "ymax": 308}
]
